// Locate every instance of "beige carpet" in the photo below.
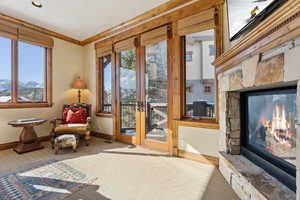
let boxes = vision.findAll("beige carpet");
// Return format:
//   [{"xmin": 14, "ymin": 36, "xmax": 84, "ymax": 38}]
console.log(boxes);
[{"xmin": 0, "ymin": 137, "xmax": 239, "ymax": 200}]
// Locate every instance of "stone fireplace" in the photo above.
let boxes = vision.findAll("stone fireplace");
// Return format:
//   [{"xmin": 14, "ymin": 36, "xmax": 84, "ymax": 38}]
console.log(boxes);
[
  {"xmin": 241, "ymin": 87, "xmax": 296, "ymax": 191},
  {"xmin": 215, "ymin": 34, "xmax": 300, "ymax": 199},
  {"xmin": 212, "ymin": 1, "xmax": 300, "ymax": 198}
]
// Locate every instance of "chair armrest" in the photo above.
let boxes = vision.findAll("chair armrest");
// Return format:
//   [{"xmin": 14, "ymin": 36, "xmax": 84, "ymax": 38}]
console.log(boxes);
[
  {"xmin": 50, "ymin": 118, "xmax": 63, "ymax": 124},
  {"xmin": 50, "ymin": 119, "xmax": 63, "ymax": 136},
  {"xmin": 86, "ymin": 117, "xmax": 92, "ymax": 129}
]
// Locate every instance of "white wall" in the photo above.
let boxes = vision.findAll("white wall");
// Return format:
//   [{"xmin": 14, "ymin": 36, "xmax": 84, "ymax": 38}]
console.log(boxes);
[
  {"xmin": 83, "ymin": 43, "xmax": 113, "ymax": 135},
  {"xmin": 178, "ymin": 126, "xmax": 220, "ymax": 157},
  {"xmin": 0, "ymin": 38, "xmax": 84, "ymax": 144}
]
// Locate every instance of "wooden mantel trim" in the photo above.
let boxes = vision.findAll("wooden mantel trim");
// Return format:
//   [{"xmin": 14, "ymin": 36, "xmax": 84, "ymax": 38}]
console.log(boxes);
[
  {"xmin": 213, "ymin": 0, "xmax": 300, "ymax": 73},
  {"xmin": 0, "ymin": 13, "xmax": 81, "ymax": 45}
]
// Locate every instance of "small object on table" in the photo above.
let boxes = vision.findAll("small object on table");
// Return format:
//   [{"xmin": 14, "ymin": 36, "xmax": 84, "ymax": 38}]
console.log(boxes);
[
  {"xmin": 54, "ymin": 134, "xmax": 79, "ymax": 154},
  {"xmin": 8, "ymin": 118, "xmax": 47, "ymax": 154}
]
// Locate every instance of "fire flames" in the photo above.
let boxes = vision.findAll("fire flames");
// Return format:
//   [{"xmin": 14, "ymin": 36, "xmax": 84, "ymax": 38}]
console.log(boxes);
[{"xmin": 262, "ymin": 105, "xmax": 293, "ymax": 149}]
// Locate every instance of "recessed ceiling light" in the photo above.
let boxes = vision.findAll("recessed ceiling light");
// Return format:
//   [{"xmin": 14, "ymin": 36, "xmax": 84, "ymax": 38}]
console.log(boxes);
[{"xmin": 32, "ymin": 0, "xmax": 42, "ymax": 8}]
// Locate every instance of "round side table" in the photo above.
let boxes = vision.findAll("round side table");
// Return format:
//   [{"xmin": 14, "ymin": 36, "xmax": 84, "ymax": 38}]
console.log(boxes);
[{"xmin": 8, "ymin": 119, "xmax": 47, "ymax": 154}]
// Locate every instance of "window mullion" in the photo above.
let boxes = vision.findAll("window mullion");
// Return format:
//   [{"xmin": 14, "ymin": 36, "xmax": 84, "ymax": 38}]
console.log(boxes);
[{"xmin": 11, "ymin": 40, "xmax": 18, "ymax": 104}]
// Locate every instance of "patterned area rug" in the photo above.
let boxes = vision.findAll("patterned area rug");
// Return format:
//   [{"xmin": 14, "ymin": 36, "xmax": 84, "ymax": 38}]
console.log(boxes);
[{"xmin": 0, "ymin": 159, "xmax": 97, "ymax": 200}]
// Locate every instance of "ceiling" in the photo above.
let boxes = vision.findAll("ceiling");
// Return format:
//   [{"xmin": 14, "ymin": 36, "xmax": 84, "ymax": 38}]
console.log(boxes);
[{"xmin": 0, "ymin": 0, "xmax": 169, "ymax": 40}]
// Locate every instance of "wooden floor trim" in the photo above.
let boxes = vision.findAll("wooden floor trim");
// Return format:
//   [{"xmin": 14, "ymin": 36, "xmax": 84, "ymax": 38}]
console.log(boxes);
[
  {"xmin": 178, "ymin": 150, "xmax": 219, "ymax": 166},
  {"xmin": 0, "ymin": 136, "xmax": 50, "ymax": 151},
  {"xmin": 91, "ymin": 131, "xmax": 114, "ymax": 141}
]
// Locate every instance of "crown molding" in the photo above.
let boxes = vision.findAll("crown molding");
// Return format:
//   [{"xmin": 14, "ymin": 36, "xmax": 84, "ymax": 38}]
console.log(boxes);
[
  {"xmin": 80, "ymin": 0, "xmax": 195, "ymax": 46},
  {"xmin": 0, "ymin": 0, "xmax": 224, "ymax": 46},
  {"xmin": 0, "ymin": 0, "xmax": 195, "ymax": 46},
  {"xmin": 0, "ymin": 13, "xmax": 81, "ymax": 45}
]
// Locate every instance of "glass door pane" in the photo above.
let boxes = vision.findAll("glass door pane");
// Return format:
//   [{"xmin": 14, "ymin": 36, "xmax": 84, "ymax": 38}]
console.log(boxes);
[
  {"xmin": 144, "ymin": 41, "xmax": 168, "ymax": 142},
  {"xmin": 119, "ymin": 49, "xmax": 137, "ymax": 136}
]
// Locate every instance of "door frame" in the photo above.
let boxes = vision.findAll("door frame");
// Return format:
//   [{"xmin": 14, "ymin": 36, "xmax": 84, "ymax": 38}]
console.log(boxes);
[
  {"xmin": 139, "ymin": 36, "xmax": 172, "ymax": 152},
  {"xmin": 115, "ymin": 48, "xmax": 140, "ymax": 145},
  {"xmin": 113, "ymin": 27, "xmax": 174, "ymax": 153}
]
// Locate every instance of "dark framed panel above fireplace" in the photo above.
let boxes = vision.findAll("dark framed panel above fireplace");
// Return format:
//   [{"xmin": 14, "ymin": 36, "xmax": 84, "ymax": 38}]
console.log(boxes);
[{"xmin": 240, "ymin": 86, "xmax": 297, "ymax": 192}]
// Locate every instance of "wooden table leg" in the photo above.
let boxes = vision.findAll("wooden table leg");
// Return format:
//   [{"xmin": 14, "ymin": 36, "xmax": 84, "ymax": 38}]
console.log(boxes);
[{"xmin": 14, "ymin": 126, "xmax": 44, "ymax": 154}]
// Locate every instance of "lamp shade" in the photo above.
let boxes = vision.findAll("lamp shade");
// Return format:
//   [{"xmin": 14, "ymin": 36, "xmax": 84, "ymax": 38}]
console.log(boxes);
[{"xmin": 72, "ymin": 78, "xmax": 87, "ymax": 89}]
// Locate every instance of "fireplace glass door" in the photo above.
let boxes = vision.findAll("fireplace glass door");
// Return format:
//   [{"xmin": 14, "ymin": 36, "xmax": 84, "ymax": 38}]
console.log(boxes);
[
  {"xmin": 245, "ymin": 88, "xmax": 296, "ymax": 166},
  {"xmin": 242, "ymin": 87, "xmax": 297, "ymax": 191}
]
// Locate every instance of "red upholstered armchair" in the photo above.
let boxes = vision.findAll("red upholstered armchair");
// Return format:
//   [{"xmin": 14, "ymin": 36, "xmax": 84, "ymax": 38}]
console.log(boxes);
[{"xmin": 50, "ymin": 104, "xmax": 92, "ymax": 148}]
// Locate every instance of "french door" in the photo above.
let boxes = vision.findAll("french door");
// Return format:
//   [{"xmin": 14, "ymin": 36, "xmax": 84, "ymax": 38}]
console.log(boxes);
[
  {"xmin": 115, "ymin": 48, "xmax": 139, "ymax": 144},
  {"xmin": 140, "ymin": 40, "xmax": 170, "ymax": 151},
  {"xmin": 115, "ymin": 29, "xmax": 171, "ymax": 152}
]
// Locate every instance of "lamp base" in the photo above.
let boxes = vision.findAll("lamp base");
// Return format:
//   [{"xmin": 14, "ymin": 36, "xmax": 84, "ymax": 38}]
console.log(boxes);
[{"xmin": 78, "ymin": 89, "xmax": 81, "ymax": 104}]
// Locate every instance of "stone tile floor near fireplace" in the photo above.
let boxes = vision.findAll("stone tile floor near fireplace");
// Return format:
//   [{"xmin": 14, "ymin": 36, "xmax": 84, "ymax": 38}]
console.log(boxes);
[{"xmin": 0, "ymin": 137, "xmax": 238, "ymax": 200}]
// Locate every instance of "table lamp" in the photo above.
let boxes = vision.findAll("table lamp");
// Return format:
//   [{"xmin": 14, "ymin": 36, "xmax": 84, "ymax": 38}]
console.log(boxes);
[{"xmin": 72, "ymin": 77, "xmax": 87, "ymax": 103}]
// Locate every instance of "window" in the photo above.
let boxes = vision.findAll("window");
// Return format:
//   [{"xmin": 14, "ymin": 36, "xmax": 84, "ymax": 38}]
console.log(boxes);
[
  {"xmin": 18, "ymin": 41, "xmax": 46, "ymax": 102},
  {"xmin": 0, "ymin": 37, "xmax": 12, "ymax": 103},
  {"xmin": 100, "ymin": 55, "xmax": 112, "ymax": 113},
  {"xmin": 184, "ymin": 29, "xmax": 216, "ymax": 119},
  {"xmin": 0, "ymin": 35, "xmax": 52, "ymax": 108}
]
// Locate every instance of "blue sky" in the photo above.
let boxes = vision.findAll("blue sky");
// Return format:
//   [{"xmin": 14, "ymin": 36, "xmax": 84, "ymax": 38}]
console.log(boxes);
[
  {"xmin": 104, "ymin": 62, "xmax": 112, "ymax": 91},
  {"xmin": 0, "ymin": 37, "xmax": 45, "ymax": 84}
]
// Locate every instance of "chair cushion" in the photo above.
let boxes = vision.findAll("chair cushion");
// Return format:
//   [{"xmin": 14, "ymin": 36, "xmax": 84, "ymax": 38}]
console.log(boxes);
[
  {"xmin": 55, "ymin": 123, "xmax": 88, "ymax": 132},
  {"xmin": 63, "ymin": 108, "xmax": 87, "ymax": 124}
]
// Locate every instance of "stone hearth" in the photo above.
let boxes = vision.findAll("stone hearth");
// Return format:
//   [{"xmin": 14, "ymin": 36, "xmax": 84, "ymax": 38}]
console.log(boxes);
[{"xmin": 217, "ymin": 36, "xmax": 300, "ymax": 200}]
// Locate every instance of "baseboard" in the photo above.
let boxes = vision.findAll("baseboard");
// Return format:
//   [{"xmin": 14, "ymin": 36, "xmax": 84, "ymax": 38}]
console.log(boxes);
[
  {"xmin": 178, "ymin": 150, "xmax": 219, "ymax": 166},
  {"xmin": 91, "ymin": 131, "xmax": 114, "ymax": 140},
  {"xmin": 0, "ymin": 136, "xmax": 50, "ymax": 151}
]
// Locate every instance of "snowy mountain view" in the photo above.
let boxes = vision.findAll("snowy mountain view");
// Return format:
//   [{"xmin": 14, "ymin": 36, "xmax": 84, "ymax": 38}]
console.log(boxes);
[{"xmin": 0, "ymin": 79, "xmax": 44, "ymax": 102}]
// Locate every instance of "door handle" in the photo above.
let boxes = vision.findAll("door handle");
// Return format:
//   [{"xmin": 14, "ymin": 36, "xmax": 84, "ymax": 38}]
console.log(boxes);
[{"xmin": 136, "ymin": 101, "xmax": 145, "ymax": 112}]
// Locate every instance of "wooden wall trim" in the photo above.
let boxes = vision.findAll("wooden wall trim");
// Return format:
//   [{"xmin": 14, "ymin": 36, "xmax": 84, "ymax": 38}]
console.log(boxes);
[
  {"xmin": 178, "ymin": 150, "xmax": 219, "ymax": 166},
  {"xmin": 91, "ymin": 131, "xmax": 114, "ymax": 140},
  {"xmin": 81, "ymin": 0, "xmax": 194, "ymax": 46},
  {"xmin": 175, "ymin": 120, "xmax": 220, "ymax": 129},
  {"xmin": 213, "ymin": 0, "xmax": 300, "ymax": 72},
  {"xmin": 0, "ymin": 13, "xmax": 81, "ymax": 45},
  {"xmin": 0, "ymin": 136, "xmax": 50, "ymax": 151}
]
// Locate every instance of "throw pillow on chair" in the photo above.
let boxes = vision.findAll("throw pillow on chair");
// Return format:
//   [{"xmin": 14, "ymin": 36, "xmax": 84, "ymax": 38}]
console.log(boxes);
[{"xmin": 65, "ymin": 109, "xmax": 87, "ymax": 124}]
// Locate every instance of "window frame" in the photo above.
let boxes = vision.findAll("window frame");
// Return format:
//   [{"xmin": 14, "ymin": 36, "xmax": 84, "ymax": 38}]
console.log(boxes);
[
  {"xmin": 181, "ymin": 30, "xmax": 218, "ymax": 124},
  {"xmin": 0, "ymin": 38, "xmax": 52, "ymax": 109},
  {"xmin": 96, "ymin": 54, "xmax": 114, "ymax": 118}
]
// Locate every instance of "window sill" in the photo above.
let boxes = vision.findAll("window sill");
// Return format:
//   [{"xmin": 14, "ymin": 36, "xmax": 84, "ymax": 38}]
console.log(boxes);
[
  {"xmin": 0, "ymin": 102, "xmax": 52, "ymax": 109},
  {"xmin": 175, "ymin": 118, "xmax": 219, "ymax": 130},
  {"xmin": 96, "ymin": 112, "xmax": 113, "ymax": 118}
]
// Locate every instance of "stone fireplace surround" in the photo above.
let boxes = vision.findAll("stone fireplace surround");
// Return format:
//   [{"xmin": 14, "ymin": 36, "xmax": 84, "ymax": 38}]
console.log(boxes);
[{"xmin": 216, "ymin": 36, "xmax": 300, "ymax": 199}]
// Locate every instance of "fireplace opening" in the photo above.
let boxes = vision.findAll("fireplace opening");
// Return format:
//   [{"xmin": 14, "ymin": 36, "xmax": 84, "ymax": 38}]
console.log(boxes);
[{"xmin": 241, "ymin": 87, "xmax": 297, "ymax": 192}]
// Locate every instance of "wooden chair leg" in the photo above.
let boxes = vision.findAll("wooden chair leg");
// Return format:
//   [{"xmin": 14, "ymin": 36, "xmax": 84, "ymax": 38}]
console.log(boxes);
[
  {"xmin": 51, "ymin": 139, "xmax": 55, "ymax": 149},
  {"xmin": 85, "ymin": 131, "xmax": 90, "ymax": 146},
  {"xmin": 54, "ymin": 146, "xmax": 59, "ymax": 154}
]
